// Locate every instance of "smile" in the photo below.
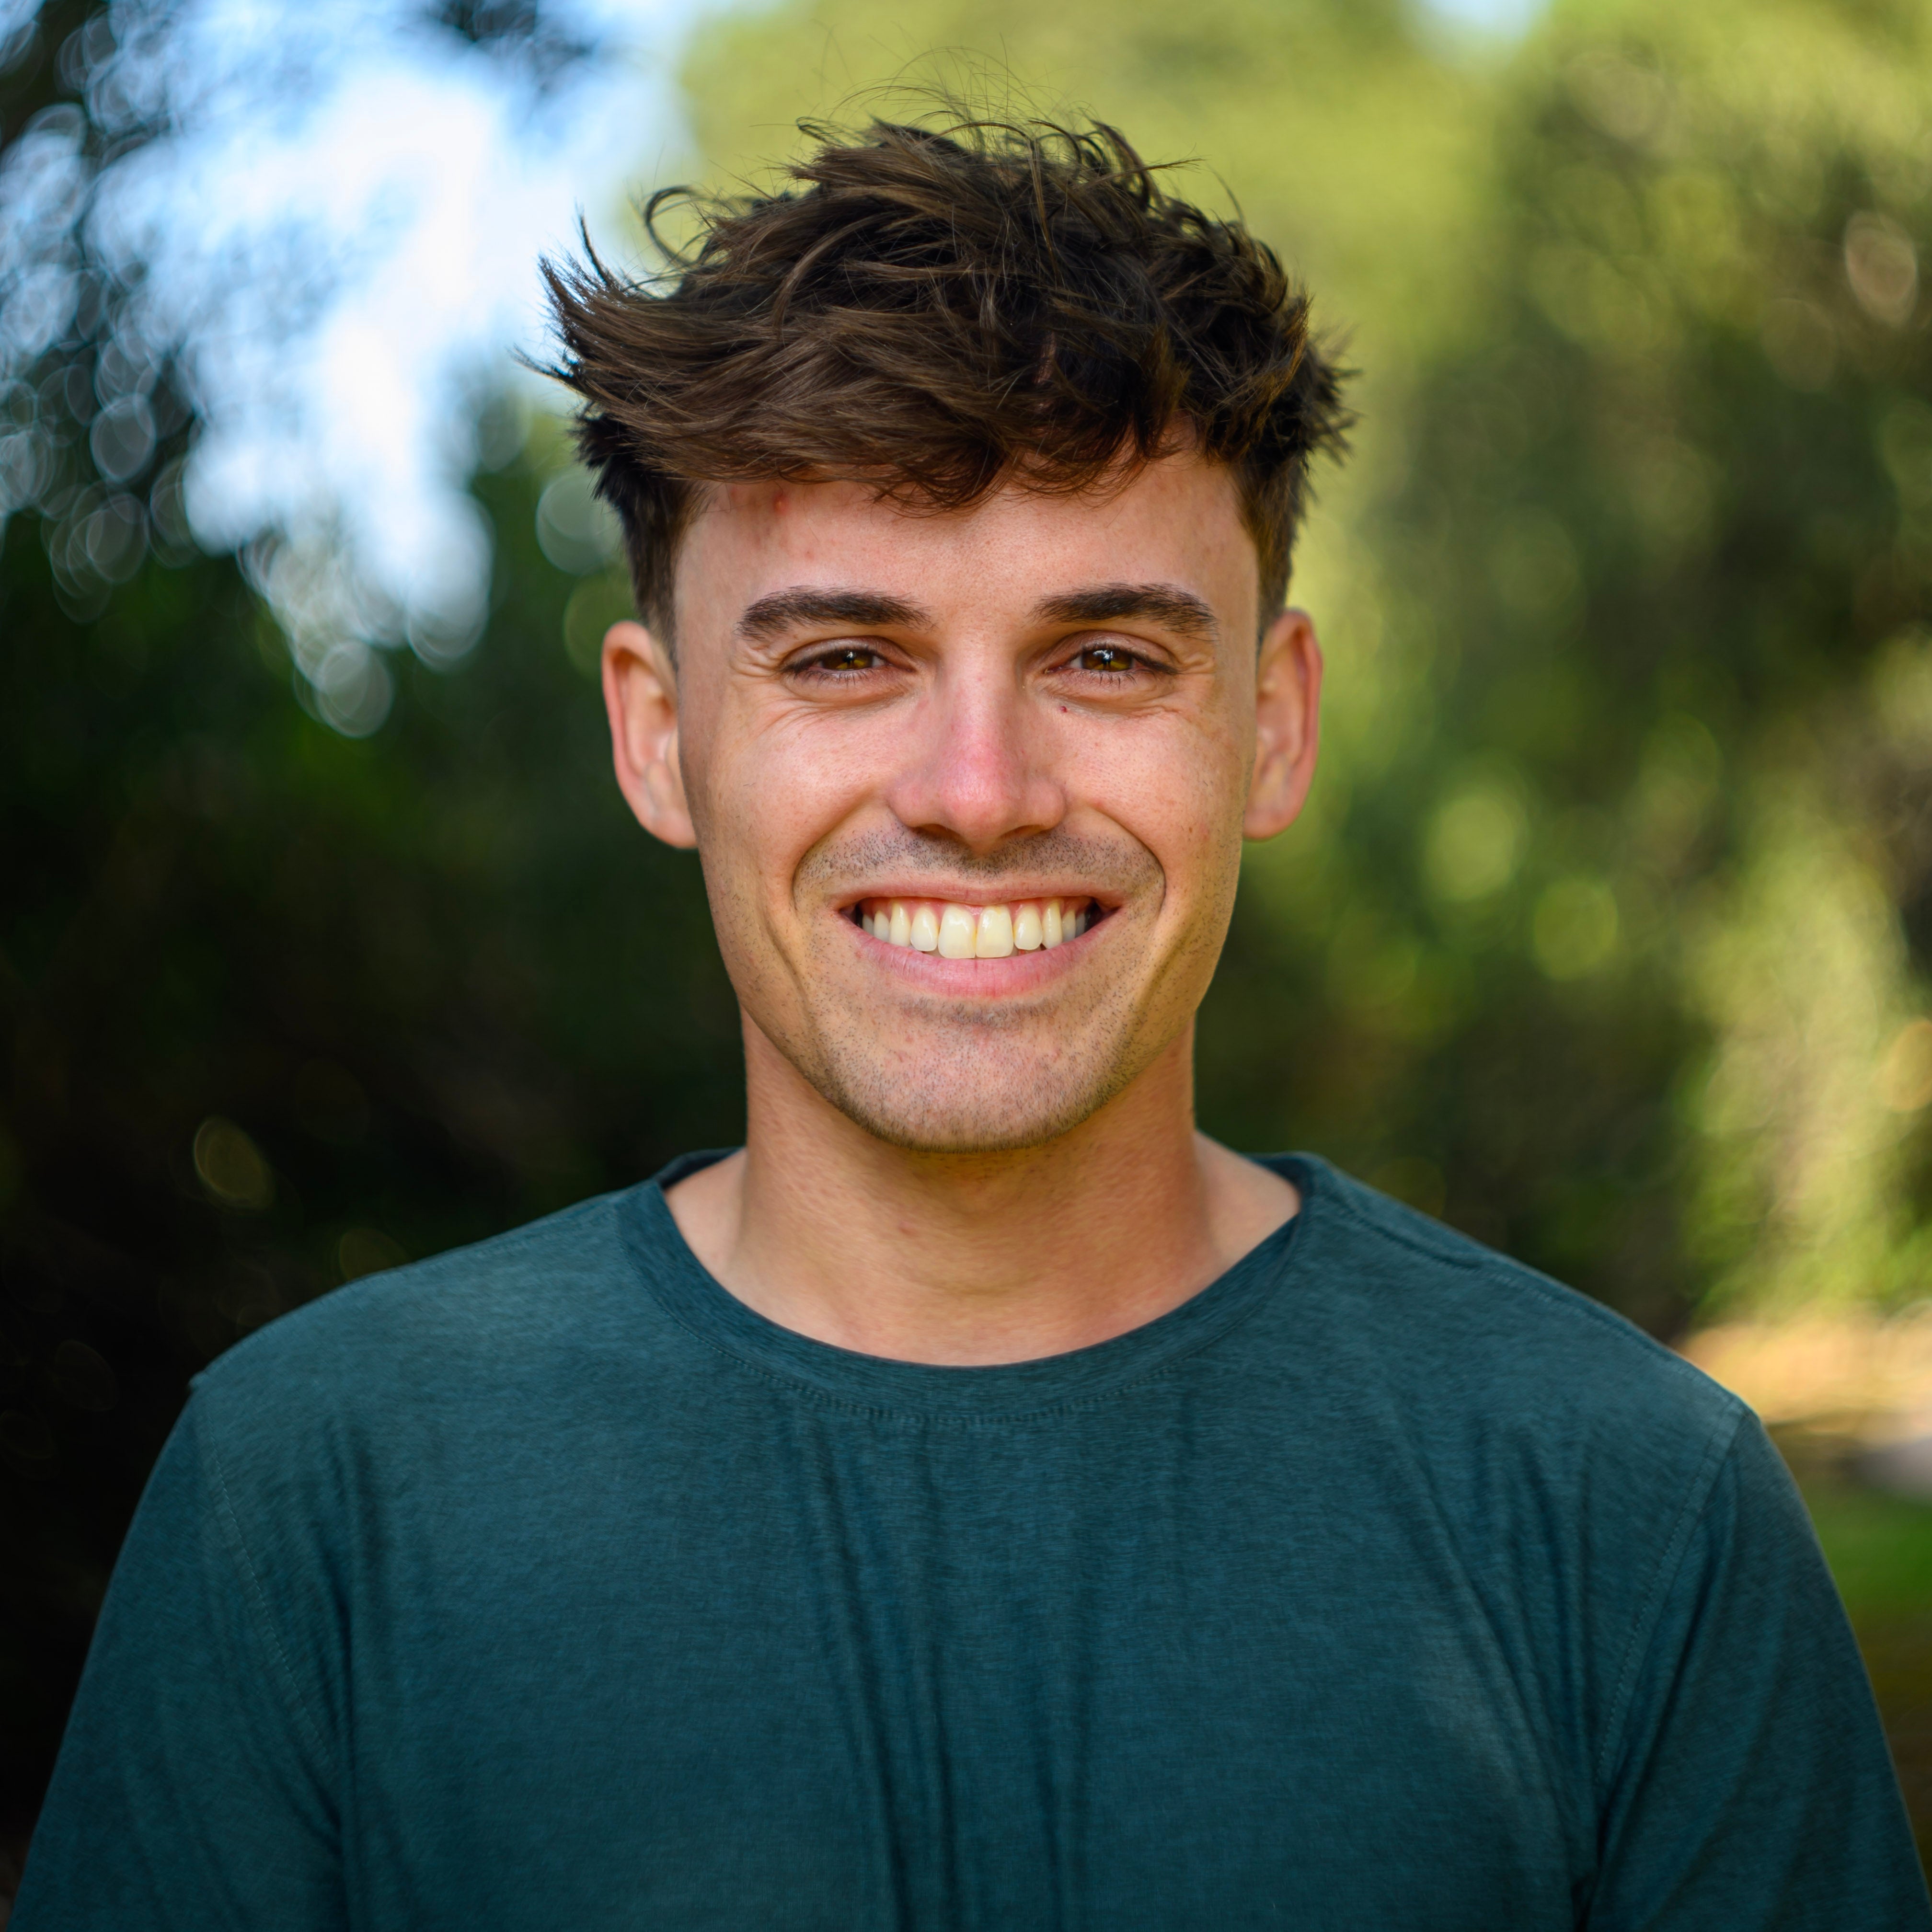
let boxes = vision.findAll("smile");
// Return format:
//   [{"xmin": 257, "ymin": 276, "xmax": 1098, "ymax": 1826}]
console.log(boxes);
[{"xmin": 850, "ymin": 896, "xmax": 1098, "ymax": 958}]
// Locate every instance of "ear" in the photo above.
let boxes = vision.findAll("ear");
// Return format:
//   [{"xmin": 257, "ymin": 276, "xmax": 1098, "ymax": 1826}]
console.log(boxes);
[
  {"xmin": 1244, "ymin": 607, "xmax": 1322, "ymax": 841},
  {"xmin": 603, "ymin": 620, "xmax": 697, "ymax": 850}
]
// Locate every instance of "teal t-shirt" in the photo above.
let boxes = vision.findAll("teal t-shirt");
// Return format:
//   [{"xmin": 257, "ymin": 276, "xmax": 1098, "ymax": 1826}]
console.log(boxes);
[{"xmin": 16, "ymin": 1154, "xmax": 1928, "ymax": 1929}]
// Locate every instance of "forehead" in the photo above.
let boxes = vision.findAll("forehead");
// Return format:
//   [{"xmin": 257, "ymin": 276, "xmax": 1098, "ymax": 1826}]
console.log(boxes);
[{"xmin": 673, "ymin": 454, "xmax": 1258, "ymax": 636}]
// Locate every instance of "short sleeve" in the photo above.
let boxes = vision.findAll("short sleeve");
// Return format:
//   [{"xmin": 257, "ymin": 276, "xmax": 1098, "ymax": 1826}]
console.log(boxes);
[
  {"xmin": 1589, "ymin": 1411, "xmax": 1930, "ymax": 1930},
  {"xmin": 12, "ymin": 1398, "xmax": 345, "ymax": 1931}
]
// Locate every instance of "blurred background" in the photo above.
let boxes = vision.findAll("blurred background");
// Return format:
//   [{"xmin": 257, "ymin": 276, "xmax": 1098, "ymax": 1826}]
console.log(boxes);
[{"xmin": 4, "ymin": 0, "xmax": 1932, "ymax": 1898}]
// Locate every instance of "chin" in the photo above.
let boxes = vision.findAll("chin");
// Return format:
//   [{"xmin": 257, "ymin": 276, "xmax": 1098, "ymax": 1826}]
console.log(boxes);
[
  {"xmin": 806, "ymin": 1045, "xmax": 1132, "ymax": 1157},
  {"xmin": 840, "ymin": 1103, "xmax": 1092, "ymax": 1157}
]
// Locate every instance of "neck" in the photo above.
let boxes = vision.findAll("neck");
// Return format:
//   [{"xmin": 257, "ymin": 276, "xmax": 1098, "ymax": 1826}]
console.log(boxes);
[{"xmin": 665, "ymin": 1020, "xmax": 1298, "ymax": 1365}]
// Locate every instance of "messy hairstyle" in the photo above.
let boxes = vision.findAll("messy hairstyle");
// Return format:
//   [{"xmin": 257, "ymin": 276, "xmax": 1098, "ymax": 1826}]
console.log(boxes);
[{"xmin": 542, "ymin": 115, "xmax": 1352, "ymax": 642}]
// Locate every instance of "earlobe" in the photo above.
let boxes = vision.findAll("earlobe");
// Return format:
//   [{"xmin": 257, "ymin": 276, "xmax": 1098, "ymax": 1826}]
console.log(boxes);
[
  {"xmin": 603, "ymin": 619, "xmax": 698, "ymax": 850},
  {"xmin": 1243, "ymin": 609, "xmax": 1322, "ymax": 841}
]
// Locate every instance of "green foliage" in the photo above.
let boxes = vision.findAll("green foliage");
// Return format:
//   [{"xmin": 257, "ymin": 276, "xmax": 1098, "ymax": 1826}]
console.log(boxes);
[
  {"xmin": 1803, "ymin": 1472, "xmax": 1932, "ymax": 1619},
  {"xmin": 1326, "ymin": 0, "xmax": 1932, "ymax": 1315},
  {"xmin": 1799, "ymin": 1464, "xmax": 1932, "ymax": 1853}
]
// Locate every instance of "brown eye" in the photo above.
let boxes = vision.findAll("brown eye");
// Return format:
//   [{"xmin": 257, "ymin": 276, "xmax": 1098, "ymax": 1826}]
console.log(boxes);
[
  {"xmin": 801, "ymin": 646, "xmax": 885, "ymax": 674},
  {"xmin": 1077, "ymin": 643, "xmax": 1138, "ymax": 673}
]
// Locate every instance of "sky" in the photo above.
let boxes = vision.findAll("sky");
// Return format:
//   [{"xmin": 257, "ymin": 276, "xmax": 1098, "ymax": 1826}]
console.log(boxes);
[
  {"xmin": 0, "ymin": 0, "xmax": 1542, "ymax": 733},
  {"xmin": 1428, "ymin": 0, "xmax": 1545, "ymax": 31}
]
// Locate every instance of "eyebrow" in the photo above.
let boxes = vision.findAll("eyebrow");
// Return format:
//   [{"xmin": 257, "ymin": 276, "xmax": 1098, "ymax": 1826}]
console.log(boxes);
[
  {"xmin": 1033, "ymin": 582, "xmax": 1220, "ymax": 644},
  {"xmin": 735, "ymin": 587, "xmax": 932, "ymax": 644}
]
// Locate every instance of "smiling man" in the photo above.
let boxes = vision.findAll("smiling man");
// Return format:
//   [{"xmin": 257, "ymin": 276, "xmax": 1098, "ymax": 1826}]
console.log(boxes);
[
  {"xmin": 16, "ymin": 118, "xmax": 1929, "ymax": 1932},
  {"xmin": 609, "ymin": 449, "xmax": 1316, "ymax": 1366}
]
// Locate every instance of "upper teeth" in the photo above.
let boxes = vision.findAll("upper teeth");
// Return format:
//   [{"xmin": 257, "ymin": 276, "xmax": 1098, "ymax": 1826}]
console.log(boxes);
[{"xmin": 857, "ymin": 897, "xmax": 1092, "ymax": 958}]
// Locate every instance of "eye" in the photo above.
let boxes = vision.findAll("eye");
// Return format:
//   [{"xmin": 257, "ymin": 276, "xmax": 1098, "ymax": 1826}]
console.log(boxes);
[
  {"xmin": 792, "ymin": 643, "xmax": 890, "ymax": 678},
  {"xmin": 1065, "ymin": 641, "xmax": 1149, "ymax": 676}
]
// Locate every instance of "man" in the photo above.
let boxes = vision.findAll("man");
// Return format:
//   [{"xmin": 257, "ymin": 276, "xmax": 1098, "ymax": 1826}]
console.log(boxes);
[{"xmin": 15, "ymin": 117, "xmax": 1928, "ymax": 1930}]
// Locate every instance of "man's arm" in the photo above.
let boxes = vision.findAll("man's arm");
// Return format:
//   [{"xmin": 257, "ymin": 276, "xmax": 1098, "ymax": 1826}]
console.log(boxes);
[
  {"xmin": 12, "ymin": 1397, "xmax": 344, "ymax": 1930},
  {"xmin": 1590, "ymin": 1411, "xmax": 1929, "ymax": 1929}
]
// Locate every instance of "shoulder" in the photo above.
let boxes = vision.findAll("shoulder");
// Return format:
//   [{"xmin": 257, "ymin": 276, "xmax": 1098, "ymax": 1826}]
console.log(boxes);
[
  {"xmin": 1282, "ymin": 1154, "xmax": 1748, "ymax": 1490},
  {"xmin": 186, "ymin": 1184, "xmax": 663, "ymax": 1445}
]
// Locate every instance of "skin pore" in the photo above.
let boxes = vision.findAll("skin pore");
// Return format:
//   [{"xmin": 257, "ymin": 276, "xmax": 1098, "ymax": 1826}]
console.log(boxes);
[{"xmin": 603, "ymin": 449, "xmax": 1323, "ymax": 1366}]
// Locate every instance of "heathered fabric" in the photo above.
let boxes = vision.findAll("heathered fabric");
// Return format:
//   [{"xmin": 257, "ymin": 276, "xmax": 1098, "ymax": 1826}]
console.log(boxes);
[{"xmin": 16, "ymin": 1153, "xmax": 1929, "ymax": 1929}]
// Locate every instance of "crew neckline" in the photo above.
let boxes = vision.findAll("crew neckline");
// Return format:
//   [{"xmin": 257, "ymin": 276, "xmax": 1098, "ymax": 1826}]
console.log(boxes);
[{"xmin": 617, "ymin": 1152, "xmax": 1321, "ymax": 1420}]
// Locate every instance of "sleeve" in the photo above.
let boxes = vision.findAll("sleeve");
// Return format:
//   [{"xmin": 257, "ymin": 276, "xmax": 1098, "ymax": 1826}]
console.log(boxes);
[
  {"xmin": 11, "ymin": 1396, "xmax": 345, "ymax": 1931},
  {"xmin": 1588, "ymin": 1410, "xmax": 1931, "ymax": 1930}
]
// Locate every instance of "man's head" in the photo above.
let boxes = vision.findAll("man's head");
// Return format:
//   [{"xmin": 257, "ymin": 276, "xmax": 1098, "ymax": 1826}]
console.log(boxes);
[
  {"xmin": 546, "ymin": 117, "xmax": 1349, "ymax": 1154},
  {"xmin": 548, "ymin": 118, "xmax": 1347, "ymax": 646}
]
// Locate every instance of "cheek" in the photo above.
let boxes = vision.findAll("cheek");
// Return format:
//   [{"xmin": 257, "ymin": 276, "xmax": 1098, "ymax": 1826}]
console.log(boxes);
[
  {"xmin": 1086, "ymin": 717, "xmax": 1250, "ymax": 886},
  {"xmin": 704, "ymin": 715, "xmax": 868, "ymax": 904}
]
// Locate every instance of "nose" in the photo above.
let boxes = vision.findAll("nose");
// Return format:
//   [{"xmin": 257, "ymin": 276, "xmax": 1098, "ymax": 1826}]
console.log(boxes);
[{"xmin": 881, "ymin": 660, "xmax": 1068, "ymax": 856}]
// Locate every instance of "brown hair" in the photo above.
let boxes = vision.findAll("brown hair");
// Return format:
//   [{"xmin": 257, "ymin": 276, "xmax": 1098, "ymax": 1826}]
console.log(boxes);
[{"xmin": 542, "ymin": 115, "xmax": 1351, "ymax": 641}]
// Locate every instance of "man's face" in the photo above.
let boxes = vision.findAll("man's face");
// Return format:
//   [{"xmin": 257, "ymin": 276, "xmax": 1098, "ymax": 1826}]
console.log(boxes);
[{"xmin": 605, "ymin": 452, "xmax": 1321, "ymax": 1153}]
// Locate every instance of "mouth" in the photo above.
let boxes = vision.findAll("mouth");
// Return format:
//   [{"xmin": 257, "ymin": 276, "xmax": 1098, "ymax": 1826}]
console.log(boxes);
[{"xmin": 846, "ymin": 894, "xmax": 1105, "ymax": 959}]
